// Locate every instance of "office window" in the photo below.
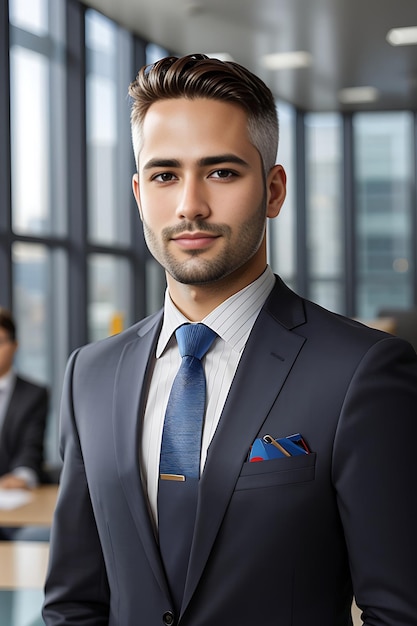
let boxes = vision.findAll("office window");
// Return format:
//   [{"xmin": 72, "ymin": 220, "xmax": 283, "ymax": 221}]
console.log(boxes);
[
  {"xmin": 268, "ymin": 100, "xmax": 296, "ymax": 286},
  {"xmin": 85, "ymin": 9, "xmax": 137, "ymax": 342},
  {"xmin": 88, "ymin": 254, "xmax": 132, "ymax": 342},
  {"xmin": 305, "ymin": 113, "xmax": 343, "ymax": 313},
  {"xmin": 10, "ymin": 48, "xmax": 50, "ymax": 234},
  {"xmin": 353, "ymin": 112, "xmax": 414, "ymax": 318},
  {"xmin": 9, "ymin": 0, "xmax": 48, "ymax": 36},
  {"xmin": 8, "ymin": 0, "xmax": 68, "ymax": 463},
  {"xmin": 13, "ymin": 244, "xmax": 51, "ymax": 382},
  {"xmin": 9, "ymin": 0, "xmax": 67, "ymax": 236},
  {"xmin": 85, "ymin": 9, "xmax": 133, "ymax": 246},
  {"xmin": 139, "ymin": 44, "xmax": 171, "ymax": 313},
  {"xmin": 146, "ymin": 42, "xmax": 170, "ymax": 64},
  {"xmin": 12, "ymin": 242, "xmax": 68, "ymax": 460}
]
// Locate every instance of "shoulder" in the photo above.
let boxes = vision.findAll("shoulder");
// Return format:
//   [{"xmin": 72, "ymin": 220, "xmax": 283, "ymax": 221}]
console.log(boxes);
[
  {"xmin": 69, "ymin": 309, "xmax": 163, "ymax": 369},
  {"xmin": 267, "ymin": 275, "xmax": 411, "ymax": 355},
  {"xmin": 14, "ymin": 375, "xmax": 49, "ymax": 398}
]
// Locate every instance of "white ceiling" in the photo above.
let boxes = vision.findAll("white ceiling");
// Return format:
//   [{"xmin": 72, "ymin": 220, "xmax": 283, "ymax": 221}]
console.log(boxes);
[{"xmin": 81, "ymin": 0, "xmax": 417, "ymax": 111}]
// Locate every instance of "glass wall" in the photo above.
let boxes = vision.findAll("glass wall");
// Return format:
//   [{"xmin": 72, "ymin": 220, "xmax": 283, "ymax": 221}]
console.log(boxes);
[
  {"xmin": 8, "ymin": 0, "xmax": 68, "ymax": 461},
  {"xmin": 305, "ymin": 113, "xmax": 344, "ymax": 313},
  {"xmin": 10, "ymin": 0, "xmax": 67, "ymax": 237},
  {"xmin": 10, "ymin": 47, "xmax": 52, "ymax": 234},
  {"xmin": 12, "ymin": 243, "xmax": 68, "ymax": 459},
  {"xmin": 353, "ymin": 112, "xmax": 415, "ymax": 319},
  {"xmin": 9, "ymin": 0, "xmax": 48, "ymax": 36},
  {"xmin": 268, "ymin": 100, "xmax": 297, "ymax": 287},
  {"xmin": 142, "ymin": 42, "xmax": 172, "ymax": 314},
  {"xmin": 5, "ymin": 2, "xmax": 145, "ymax": 458},
  {"xmin": 85, "ymin": 9, "xmax": 136, "ymax": 340},
  {"xmin": 85, "ymin": 10, "xmax": 131, "ymax": 246},
  {"xmin": 88, "ymin": 254, "xmax": 132, "ymax": 342}
]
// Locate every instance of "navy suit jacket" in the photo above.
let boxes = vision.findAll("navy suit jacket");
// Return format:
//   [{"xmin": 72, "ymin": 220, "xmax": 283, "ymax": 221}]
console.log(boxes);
[
  {"xmin": 0, "ymin": 374, "xmax": 48, "ymax": 480},
  {"xmin": 43, "ymin": 277, "xmax": 417, "ymax": 625}
]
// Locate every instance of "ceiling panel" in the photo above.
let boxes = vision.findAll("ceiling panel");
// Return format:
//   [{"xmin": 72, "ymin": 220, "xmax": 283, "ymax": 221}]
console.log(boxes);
[{"xmin": 81, "ymin": 0, "xmax": 417, "ymax": 111}]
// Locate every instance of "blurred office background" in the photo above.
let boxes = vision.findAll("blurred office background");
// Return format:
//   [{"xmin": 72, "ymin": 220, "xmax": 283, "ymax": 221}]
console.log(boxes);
[{"xmin": 0, "ymin": 0, "xmax": 416, "ymax": 468}]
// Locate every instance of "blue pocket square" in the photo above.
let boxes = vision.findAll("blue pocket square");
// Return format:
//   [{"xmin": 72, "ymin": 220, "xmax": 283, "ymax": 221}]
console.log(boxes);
[{"xmin": 249, "ymin": 433, "xmax": 310, "ymax": 462}]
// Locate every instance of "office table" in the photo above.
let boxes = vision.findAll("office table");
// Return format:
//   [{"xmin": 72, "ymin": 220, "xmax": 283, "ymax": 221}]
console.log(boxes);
[
  {"xmin": 0, "ymin": 541, "xmax": 49, "ymax": 589},
  {"xmin": 0, "ymin": 486, "xmax": 57, "ymax": 625},
  {"xmin": 0, "ymin": 484, "xmax": 58, "ymax": 527},
  {"xmin": 0, "ymin": 541, "xmax": 49, "ymax": 626}
]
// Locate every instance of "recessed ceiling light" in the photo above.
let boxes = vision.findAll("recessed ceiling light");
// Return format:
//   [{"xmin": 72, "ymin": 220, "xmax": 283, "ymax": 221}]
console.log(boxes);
[
  {"xmin": 261, "ymin": 51, "xmax": 312, "ymax": 70},
  {"xmin": 338, "ymin": 86, "xmax": 380, "ymax": 104},
  {"xmin": 386, "ymin": 26, "xmax": 417, "ymax": 46}
]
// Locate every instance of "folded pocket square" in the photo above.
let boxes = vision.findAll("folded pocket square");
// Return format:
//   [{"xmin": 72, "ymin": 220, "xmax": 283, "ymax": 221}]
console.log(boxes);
[{"xmin": 249, "ymin": 433, "xmax": 310, "ymax": 462}]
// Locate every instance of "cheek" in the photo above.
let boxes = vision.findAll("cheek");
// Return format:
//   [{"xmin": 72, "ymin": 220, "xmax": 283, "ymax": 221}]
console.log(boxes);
[
  {"xmin": 221, "ymin": 186, "xmax": 263, "ymax": 220},
  {"xmin": 226, "ymin": 176, "xmax": 263, "ymax": 205},
  {"xmin": 139, "ymin": 200, "xmax": 160, "ymax": 230},
  {"xmin": 139, "ymin": 188, "xmax": 173, "ymax": 224}
]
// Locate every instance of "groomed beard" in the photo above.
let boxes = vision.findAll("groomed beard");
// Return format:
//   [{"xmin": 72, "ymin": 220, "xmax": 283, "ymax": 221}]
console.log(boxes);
[{"xmin": 142, "ymin": 198, "xmax": 267, "ymax": 285}]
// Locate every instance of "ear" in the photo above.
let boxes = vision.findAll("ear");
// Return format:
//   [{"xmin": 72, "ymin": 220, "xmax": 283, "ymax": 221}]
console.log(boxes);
[
  {"xmin": 132, "ymin": 173, "xmax": 143, "ymax": 221},
  {"xmin": 266, "ymin": 164, "xmax": 286, "ymax": 218}
]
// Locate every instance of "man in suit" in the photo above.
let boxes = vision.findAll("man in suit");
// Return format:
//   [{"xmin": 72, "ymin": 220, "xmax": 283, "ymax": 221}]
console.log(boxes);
[
  {"xmin": 0, "ymin": 308, "xmax": 48, "ymax": 491},
  {"xmin": 43, "ymin": 55, "xmax": 417, "ymax": 625}
]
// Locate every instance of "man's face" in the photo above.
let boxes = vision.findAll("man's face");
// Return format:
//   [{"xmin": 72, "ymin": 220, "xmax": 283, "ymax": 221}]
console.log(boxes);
[
  {"xmin": 0, "ymin": 328, "xmax": 17, "ymax": 377},
  {"xmin": 133, "ymin": 98, "xmax": 283, "ymax": 287}
]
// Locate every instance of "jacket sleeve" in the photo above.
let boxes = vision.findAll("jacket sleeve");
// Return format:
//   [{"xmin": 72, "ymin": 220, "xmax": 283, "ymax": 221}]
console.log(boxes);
[
  {"xmin": 43, "ymin": 350, "xmax": 110, "ymax": 625},
  {"xmin": 333, "ymin": 335, "xmax": 417, "ymax": 626}
]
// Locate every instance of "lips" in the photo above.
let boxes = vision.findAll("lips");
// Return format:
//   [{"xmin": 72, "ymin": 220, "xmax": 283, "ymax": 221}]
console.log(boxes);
[{"xmin": 172, "ymin": 232, "xmax": 219, "ymax": 250}]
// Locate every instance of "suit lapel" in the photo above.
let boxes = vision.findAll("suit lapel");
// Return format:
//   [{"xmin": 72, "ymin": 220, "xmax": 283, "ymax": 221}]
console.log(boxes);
[
  {"xmin": 182, "ymin": 279, "xmax": 307, "ymax": 612},
  {"xmin": 112, "ymin": 311, "xmax": 170, "ymax": 598},
  {"xmin": 1, "ymin": 377, "xmax": 23, "ymax": 429}
]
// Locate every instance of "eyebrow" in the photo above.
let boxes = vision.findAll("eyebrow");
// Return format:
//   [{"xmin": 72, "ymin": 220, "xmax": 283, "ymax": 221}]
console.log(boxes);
[{"xmin": 142, "ymin": 154, "xmax": 250, "ymax": 171}]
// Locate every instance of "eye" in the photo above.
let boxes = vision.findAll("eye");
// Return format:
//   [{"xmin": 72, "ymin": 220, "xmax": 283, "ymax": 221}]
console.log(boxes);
[
  {"xmin": 209, "ymin": 169, "xmax": 237, "ymax": 180},
  {"xmin": 151, "ymin": 172, "xmax": 177, "ymax": 182}
]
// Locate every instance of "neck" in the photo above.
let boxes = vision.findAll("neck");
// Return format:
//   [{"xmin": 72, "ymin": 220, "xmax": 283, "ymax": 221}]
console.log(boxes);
[{"xmin": 166, "ymin": 263, "xmax": 268, "ymax": 322}]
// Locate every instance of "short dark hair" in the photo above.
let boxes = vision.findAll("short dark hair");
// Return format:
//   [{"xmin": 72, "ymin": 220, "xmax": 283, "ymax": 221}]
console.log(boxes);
[
  {"xmin": 0, "ymin": 308, "xmax": 16, "ymax": 341},
  {"xmin": 129, "ymin": 54, "xmax": 279, "ymax": 177}
]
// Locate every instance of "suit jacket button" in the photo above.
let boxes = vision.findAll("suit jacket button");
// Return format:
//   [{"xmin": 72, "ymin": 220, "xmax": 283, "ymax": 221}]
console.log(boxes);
[{"xmin": 162, "ymin": 611, "xmax": 175, "ymax": 625}]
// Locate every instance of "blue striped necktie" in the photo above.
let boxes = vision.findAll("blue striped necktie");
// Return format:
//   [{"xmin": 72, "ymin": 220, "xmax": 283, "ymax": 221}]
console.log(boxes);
[{"xmin": 159, "ymin": 323, "xmax": 217, "ymax": 479}]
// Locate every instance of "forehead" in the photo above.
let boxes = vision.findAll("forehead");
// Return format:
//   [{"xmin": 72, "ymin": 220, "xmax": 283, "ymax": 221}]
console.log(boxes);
[
  {"xmin": 144, "ymin": 96, "xmax": 248, "ymax": 124},
  {"xmin": 140, "ymin": 98, "xmax": 253, "ymax": 156},
  {"xmin": 140, "ymin": 98, "xmax": 257, "ymax": 160}
]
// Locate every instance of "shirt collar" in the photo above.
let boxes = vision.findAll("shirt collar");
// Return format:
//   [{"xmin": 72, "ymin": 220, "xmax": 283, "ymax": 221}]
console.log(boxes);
[
  {"xmin": 0, "ymin": 368, "xmax": 16, "ymax": 393},
  {"xmin": 156, "ymin": 266, "xmax": 276, "ymax": 357}
]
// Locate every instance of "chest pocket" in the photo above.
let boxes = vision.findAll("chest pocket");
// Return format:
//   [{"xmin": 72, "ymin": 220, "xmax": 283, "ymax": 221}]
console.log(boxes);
[{"xmin": 235, "ymin": 452, "xmax": 316, "ymax": 490}]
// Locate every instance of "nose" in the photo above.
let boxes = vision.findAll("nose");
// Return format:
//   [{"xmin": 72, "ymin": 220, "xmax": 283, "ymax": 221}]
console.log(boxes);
[{"xmin": 175, "ymin": 177, "xmax": 211, "ymax": 221}]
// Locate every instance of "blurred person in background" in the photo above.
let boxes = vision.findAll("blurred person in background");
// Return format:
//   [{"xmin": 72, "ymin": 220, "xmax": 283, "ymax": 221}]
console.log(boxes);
[{"xmin": 0, "ymin": 307, "xmax": 48, "ymax": 539}]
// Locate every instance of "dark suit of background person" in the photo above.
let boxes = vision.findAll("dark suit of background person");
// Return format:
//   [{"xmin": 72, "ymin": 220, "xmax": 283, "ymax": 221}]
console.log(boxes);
[
  {"xmin": 0, "ymin": 374, "xmax": 48, "ymax": 482},
  {"xmin": 43, "ymin": 55, "xmax": 417, "ymax": 626},
  {"xmin": 0, "ymin": 308, "xmax": 48, "ymax": 540}
]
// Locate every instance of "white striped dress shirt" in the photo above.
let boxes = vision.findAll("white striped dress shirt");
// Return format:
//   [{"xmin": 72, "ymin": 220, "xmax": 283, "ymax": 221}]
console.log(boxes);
[
  {"xmin": 0, "ymin": 369, "xmax": 15, "ymax": 431},
  {"xmin": 141, "ymin": 266, "xmax": 276, "ymax": 525}
]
